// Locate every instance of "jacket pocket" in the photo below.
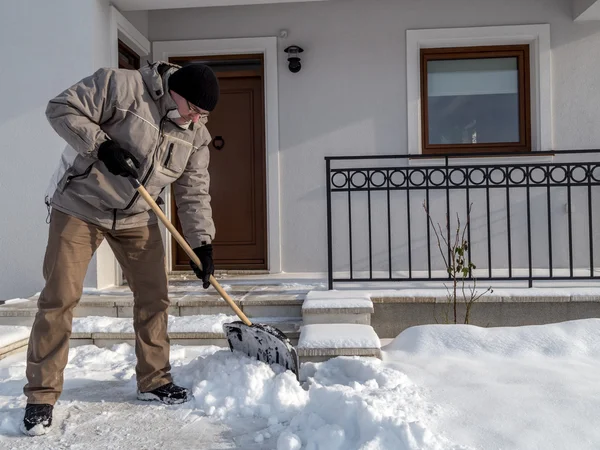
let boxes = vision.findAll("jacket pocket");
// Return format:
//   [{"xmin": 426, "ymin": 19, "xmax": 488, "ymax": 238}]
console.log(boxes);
[
  {"xmin": 163, "ymin": 143, "xmax": 174, "ymax": 168},
  {"xmin": 158, "ymin": 141, "xmax": 191, "ymax": 177},
  {"xmin": 59, "ymin": 162, "xmax": 95, "ymax": 193}
]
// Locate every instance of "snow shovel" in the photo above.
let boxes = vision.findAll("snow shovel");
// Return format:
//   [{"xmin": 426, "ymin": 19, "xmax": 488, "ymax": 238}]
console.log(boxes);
[{"xmin": 128, "ymin": 177, "xmax": 300, "ymax": 378}]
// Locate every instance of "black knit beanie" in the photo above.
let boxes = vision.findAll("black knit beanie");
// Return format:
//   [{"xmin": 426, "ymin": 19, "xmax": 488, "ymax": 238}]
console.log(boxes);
[{"xmin": 168, "ymin": 63, "xmax": 220, "ymax": 112}]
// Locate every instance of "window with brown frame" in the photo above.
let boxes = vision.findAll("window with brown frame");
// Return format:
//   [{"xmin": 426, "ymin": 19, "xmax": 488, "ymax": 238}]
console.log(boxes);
[{"xmin": 420, "ymin": 45, "xmax": 531, "ymax": 155}]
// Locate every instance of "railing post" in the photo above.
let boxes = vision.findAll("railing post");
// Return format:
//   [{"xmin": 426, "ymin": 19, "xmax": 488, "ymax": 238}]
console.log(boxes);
[
  {"xmin": 445, "ymin": 156, "xmax": 451, "ymax": 276},
  {"xmin": 326, "ymin": 158, "xmax": 333, "ymax": 290}
]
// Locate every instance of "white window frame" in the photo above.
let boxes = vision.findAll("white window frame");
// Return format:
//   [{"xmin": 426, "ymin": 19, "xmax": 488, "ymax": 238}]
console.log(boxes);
[{"xmin": 406, "ymin": 24, "xmax": 552, "ymax": 155}]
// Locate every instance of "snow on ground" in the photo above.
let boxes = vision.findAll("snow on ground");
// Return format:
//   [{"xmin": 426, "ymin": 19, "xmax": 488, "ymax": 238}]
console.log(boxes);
[
  {"xmin": 1, "ymin": 319, "xmax": 599, "ymax": 449},
  {"xmin": 0, "ymin": 347, "xmax": 460, "ymax": 449}
]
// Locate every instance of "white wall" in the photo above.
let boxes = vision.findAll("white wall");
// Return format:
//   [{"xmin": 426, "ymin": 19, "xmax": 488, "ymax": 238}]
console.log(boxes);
[
  {"xmin": 122, "ymin": 10, "xmax": 150, "ymax": 39},
  {"xmin": 147, "ymin": 0, "xmax": 600, "ymax": 275},
  {"xmin": 0, "ymin": 0, "xmax": 114, "ymax": 299},
  {"xmin": 573, "ymin": 0, "xmax": 597, "ymax": 17}
]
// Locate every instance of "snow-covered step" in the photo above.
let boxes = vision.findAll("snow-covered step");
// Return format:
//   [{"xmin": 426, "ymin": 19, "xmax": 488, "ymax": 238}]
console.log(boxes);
[
  {"xmin": 0, "ymin": 325, "xmax": 30, "ymax": 359},
  {"xmin": 297, "ymin": 324, "xmax": 381, "ymax": 363},
  {"xmin": 0, "ymin": 294, "xmax": 303, "ymax": 326},
  {"xmin": 69, "ymin": 315, "xmax": 302, "ymax": 348},
  {"xmin": 177, "ymin": 294, "xmax": 303, "ymax": 318},
  {"xmin": 0, "ymin": 297, "xmax": 135, "ymax": 326},
  {"xmin": 302, "ymin": 291, "xmax": 373, "ymax": 325}
]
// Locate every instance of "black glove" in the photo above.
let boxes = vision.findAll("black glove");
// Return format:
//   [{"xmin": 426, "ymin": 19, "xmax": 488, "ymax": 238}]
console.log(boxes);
[
  {"xmin": 98, "ymin": 140, "xmax": 140, "ymax": 179},
  {"xmin": 190, "ymin": 244, "xmax": 214, "ymax": 289}
]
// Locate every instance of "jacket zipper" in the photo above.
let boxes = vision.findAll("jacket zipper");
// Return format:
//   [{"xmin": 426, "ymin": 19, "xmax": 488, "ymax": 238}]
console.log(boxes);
[
  {"xmin": 164, "ymin": 143, "xmax": 174, "ymax": 167},
  {"xmin": 123, "ymin": 114, "xmax": 168, "ymax": 211},
  {"xmin": 64, "ymin": 163, "xmax": 95, "ymax": 188},
  {"xmin": 112, "ymin": 209, "xmax": 117, "ymax": 231}
]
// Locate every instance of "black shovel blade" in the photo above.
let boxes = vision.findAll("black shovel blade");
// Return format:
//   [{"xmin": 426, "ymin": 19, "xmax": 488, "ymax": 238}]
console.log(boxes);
[{"xmin": 223, "ymin": 321, "xmax": 299, "ymax": 378}]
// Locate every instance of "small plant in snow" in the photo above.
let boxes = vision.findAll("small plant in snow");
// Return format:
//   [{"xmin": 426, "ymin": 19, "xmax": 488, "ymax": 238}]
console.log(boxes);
[{"xmin": 423, "ymin": 201, "xmax": 492, "ymax": 324}]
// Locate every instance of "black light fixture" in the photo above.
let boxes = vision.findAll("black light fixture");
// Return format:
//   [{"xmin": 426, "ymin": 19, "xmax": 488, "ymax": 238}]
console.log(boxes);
[{"xmin": 284, "ymin": 45, "xmax": 304, "ymax": 73}]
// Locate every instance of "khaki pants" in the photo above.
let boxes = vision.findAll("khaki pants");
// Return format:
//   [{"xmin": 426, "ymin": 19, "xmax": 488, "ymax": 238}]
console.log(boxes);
[{"xmin": 24, "ymin": 209, "xmax": 172, "ymax": 405}]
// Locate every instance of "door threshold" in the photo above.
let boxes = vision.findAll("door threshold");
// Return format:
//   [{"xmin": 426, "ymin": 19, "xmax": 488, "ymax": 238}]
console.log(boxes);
[{"xmin": 168, "ymin": 270, "xmax": 269, "ymax": 280}]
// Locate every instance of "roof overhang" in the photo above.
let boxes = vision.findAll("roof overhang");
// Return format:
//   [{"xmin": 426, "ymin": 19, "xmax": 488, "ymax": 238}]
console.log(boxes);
[
  {"xmin": 574, "ymin": 0, "xmax": 600, "ymax": 21},
  {"xmin": 112, "ymin": 0, "xmax": 329, "ymax": 11}
]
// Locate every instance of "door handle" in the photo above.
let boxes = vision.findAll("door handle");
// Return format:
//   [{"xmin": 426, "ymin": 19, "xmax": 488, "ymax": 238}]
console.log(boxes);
[{"xmin": 213, "ymin": 136, "xmax": 225, "ymax": 151}]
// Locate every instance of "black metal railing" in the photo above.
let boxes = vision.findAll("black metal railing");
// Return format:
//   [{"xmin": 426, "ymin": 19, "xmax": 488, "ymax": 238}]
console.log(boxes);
[{"xmin": 326, "ymin": 149, "xmax": 600, "ymax": 289}]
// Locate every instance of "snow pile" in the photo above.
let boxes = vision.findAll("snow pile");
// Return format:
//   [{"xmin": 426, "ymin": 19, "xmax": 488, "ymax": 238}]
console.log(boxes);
[
  {"xmin": 174, "ymin": 351, "xmax": 461, "ymax": 450},
  {"xmin": 72, "ymin": 314, "xmax": 237, "ymax": 334},
  {"xmin": 388, "ymin": 318, "xmax": 600, "ymax": 359},
  {"xmin": 176, "ymin": 350, "xmax": 307, "ymax": 423},
  {"xmin": 277, "ymin": 357, "xmax": 462, "ymax": 450}
]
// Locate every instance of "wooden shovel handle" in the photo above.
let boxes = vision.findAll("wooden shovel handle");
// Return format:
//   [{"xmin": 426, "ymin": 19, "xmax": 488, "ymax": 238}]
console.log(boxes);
[{"xmin": 133, "ymin": 180, "xmax": 252, "ymax": 326}]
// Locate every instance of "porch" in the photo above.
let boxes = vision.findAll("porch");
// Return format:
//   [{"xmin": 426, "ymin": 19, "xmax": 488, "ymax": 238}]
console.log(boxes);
[{"xmin": 3, "ymin": 273, "xmax": 599, "ymax": 364}]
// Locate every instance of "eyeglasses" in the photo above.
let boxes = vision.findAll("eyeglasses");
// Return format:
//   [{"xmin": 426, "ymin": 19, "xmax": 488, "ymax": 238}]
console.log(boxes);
[{"xmin": 187, "ymin": 100, "xmax": 209, "ymax": 118}]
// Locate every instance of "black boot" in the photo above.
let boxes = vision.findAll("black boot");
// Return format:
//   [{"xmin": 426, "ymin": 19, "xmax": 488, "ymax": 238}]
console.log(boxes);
[
  {"xmin": 137, "ymin": 382, "xmax": 191, "ymax": 405},
  {"xmin": 21, "ymin": 403, "xmax": 53, "ymax": 436}
]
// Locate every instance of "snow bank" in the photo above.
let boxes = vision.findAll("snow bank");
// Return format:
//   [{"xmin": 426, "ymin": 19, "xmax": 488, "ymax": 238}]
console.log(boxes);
[
  {"xmin": 282, "ymin": 357, "xmax": 462, "ymax": 450},
  {"xmin": 386, "ymin": 319, "xmax": 600, "ymax": 359},
  {"xmin": 72, "ymin": 314, "xmax": 237, "ymax": 334}
]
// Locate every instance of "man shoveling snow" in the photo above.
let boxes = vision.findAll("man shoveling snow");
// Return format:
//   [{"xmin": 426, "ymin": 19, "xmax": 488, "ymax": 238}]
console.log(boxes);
[{"xmin": 22, "ymin": 61, "xmax": 220, "ymax": 435}]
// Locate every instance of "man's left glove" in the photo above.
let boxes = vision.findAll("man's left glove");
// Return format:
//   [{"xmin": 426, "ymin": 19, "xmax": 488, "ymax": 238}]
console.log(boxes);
[{"xmin": 190, "ymin": 244, "xmax": 214, "ymax": 289}]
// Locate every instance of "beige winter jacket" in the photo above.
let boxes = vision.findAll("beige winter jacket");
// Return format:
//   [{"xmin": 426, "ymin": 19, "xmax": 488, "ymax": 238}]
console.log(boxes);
[{"xmin": 45, "ymin": 61, "xmax": 215, "ymax": 248}]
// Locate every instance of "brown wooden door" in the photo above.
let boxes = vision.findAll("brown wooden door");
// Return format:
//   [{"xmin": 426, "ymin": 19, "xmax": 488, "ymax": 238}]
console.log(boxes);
[{"xmin": 170, "ymin": 56, "xmax": 267, "ymax": 270}]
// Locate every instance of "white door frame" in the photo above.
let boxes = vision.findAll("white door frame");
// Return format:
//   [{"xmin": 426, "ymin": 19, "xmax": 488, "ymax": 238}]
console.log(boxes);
[
  {"xmin": 97, "ymin": 6, "xmax": 151, "ymax": 289},
  {"xmin": 109, "ymin": 6, "xmax": 151, "ymax": 67},
  {"xmin": 153, "ymin": 37, "xmax": 282, "ymax": 274}
]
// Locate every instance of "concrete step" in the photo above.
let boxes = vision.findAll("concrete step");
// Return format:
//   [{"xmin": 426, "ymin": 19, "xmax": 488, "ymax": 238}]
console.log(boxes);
[
  {"xmin": 0, "ymin": 295, "xmax": 303, "ymax": 326},
  {"xmin": 71, "ymin": 315, "xmax": 302, "ymax": 347},
  {"xmin": 302, "ymin": 290, "xmax": 373, "ymax": 325},
  {"xmin": 297, "ymin": 323, "xmax": 381, "ymax": 364},
  {"xmin": 0, "ymin": 325, "xmax": 30, "ymax": 360},
  {"xmin": 0, "ymin": 317, "xmax": 302, "ymax": 358},
  {"xmin": 69, "ymin": 316, "xmax": 302, "ymax": 348}
]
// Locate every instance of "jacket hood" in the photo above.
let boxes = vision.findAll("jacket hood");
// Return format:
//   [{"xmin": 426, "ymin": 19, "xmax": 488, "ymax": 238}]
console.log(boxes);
[
  {"xmin": 140, "ymin": 61, "xmax": 180, "ymax": 101},
  {"xmin": 139, "ymin": 61, "xmax": 209, "ymax": 127}
]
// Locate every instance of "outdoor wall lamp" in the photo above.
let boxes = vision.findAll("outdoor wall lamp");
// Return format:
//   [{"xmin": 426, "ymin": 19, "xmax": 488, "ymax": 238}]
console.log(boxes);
[{"xmin": 284, "ymin": 45, "xmax": 304, "ymax": 73}]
